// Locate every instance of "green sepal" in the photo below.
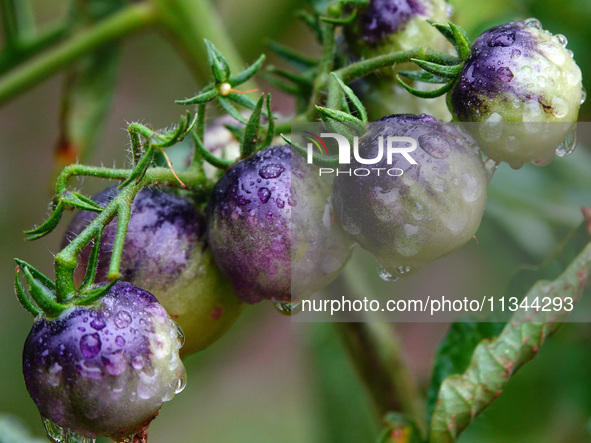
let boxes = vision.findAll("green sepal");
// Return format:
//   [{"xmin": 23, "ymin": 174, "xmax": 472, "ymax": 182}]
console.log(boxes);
[
  {"xmin": 204, "ymin": 39, "xmax": 231, "ymax": 83},
  {"xmin": 395, "ymin": 75, "xmax": 454, "ymax": 98},
  {"xmin": 227, "ymin": 92, "xmax": 269, "ymax": 117},
  {"xmin": 14, "ymin": 259, "xmax": 55, "ymax": 291},
  {"xmin": 229, "ymin": 54, "xmax": 266, "ymax": 87},
  {"xmin": 332, "ymin": 73, "xmax": 367, "ymax": 123},
  {"xmin": 14, "ymin": 267, "xmax": 41, "ymax": 317},
  {"xmin": 152, "ymin": 111, "xmax": 198, "ymax": 148},
  {"xmin": 16, "ymin": 259, "xmax": 67, "ymax": 318},
  {"xmin": 175, "ymin": 87, "xmax": 217, "ymax": 106},
  {"xmin": 61, "ymin": 190, "xmax": 103, "ymax": 212},
  {"xmin": 118, "ymin": 145, "xmax": 154, "ymax": 189},
  {"xmin": 449, "ymin": 22, "xmax": 471, "ymax": 61},
  {"xmin": 79, "ymin": 228, "xmax": 103, "ymax": 292},
  {"xmin": 261, "ymin": 95, "xmax": 275, "ymax": 148},
  {"xmin": 218, "ymin": 96, "xmax": 248, "ymax": 124},
  {"xmin": 281, "ymin": 134, "xmax": 340, "ymax": 167},
  {"xmin": 266, "ymin": 40, "xmax": 317, "ymax": 70},
  {"xmin": 315, "ymin": 105, "xmax": 366, "ymax": 136},
  {"xmin": 241, "ymin": 94, "xmax": 265, "ymax": 158},
  {"xmin": 398, "ymin": 70, "xmax": 449, "ymax": 84},
  {"xmin": 24, "ymin": 201, "xmax": 64, "ymax": 241},
  {"xmin": 77, "ymin": 280, "xmax": 117, "ymax": 306},
  {"xmin": 191, "ymin": 130, "xmax": 233, "ymax": 170},
  {"xmin": 427, "ymin": 21, "xmax": 471, "ymax": 61},
  {"xmin": 410, "ymin": 58, "xmax": 462, "ymax": 79}
]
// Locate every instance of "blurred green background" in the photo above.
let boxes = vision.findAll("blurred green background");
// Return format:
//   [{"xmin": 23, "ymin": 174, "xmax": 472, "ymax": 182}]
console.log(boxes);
[{"xmin": 1, "ymin": 1, "xmax": 591, "ymax": 442}]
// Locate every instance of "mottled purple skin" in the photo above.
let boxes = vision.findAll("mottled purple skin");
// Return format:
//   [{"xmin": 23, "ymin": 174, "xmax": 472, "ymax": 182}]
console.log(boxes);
[
  {"xmin": 23, "ymin": 282, "xmax": 184, "ymax": 440},
  {"xmin": 332, "ymin": 114, "xmax": 488, "ymax": 276},
  {"xmin": 63, "ymin": 187, "xmax": 200, "ymax": 284},
  {"xmin": 449, "ymin": 22, "xmax": 542, "ymax": 120},
  {"xmin": 63, "ymin": 187, "xmax": 242, "ymax": 356},
  {"xmin": 207, "ymin": 146, "xmax": 293, "ymax": 304},
  {"xmin": 207, "ymin": 145, "xmax": 353, "ymax": 304},
  {"xmin": 359, "ymin": 0, "xmax": 427, "ymax": 44}
]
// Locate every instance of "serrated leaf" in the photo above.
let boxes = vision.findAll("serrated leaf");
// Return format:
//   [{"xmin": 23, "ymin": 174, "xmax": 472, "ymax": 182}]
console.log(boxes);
[
  {"xmin": 204, "ymin": 39, "xmax": 231, "ymax": 83},
  {"xmin": 229, "ymin": 54, "xmax": 266, "ymax": 87},
  {"xmin": 426, "ymin": 321, "xmax": 504, "ymax": 423},
  {"xmin": 429, "ymin": 220, "xmax": 591, "ymax": 442}
]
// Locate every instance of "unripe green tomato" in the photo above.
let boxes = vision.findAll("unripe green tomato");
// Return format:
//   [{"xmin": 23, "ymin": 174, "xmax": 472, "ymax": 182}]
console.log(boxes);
[
  {"xmin": 63, "ymin": 187, "xmax": 243, "ymax": 357},
  {"xmin": 343, "ymin": 0, "xmax": 452, "ymax": 120},
  {"xmin": 447, "ymin": 19, "xmax": 584, "ymax": 168}
]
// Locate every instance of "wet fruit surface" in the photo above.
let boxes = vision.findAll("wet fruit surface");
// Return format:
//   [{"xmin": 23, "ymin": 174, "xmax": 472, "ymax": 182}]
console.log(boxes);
[
  {"xmin": 22, "ymin": 282, "xmax": 186, "ymax": 441},
  {"xmin": 63, "ymin": 188, "xmax": 242, "ymax": 356},
  {"xmin": 332, "ymin": 114, "xmax": 488, "ymax": 278},
  {"xmin": 207, "ymin": 145, "xmax": 353, "ymax": 303},
  {"xmin": 448, "ymin": 20, "xmax": 584, "ymax": 168}
]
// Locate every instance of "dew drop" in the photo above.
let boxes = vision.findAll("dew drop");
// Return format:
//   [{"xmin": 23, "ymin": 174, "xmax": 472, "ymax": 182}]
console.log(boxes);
[
  {"xmin": 377, "ymin": 264, "xmax": 399, "ymax": 282},
  {"xmin": 488, "ymin": 31, "xmax": 515, "ymax": 47},
  {"xmin": 555, "ymin": 130, "xmax": 577, "ymax": 157},
  {"xmin": 396, "ymin": 265, "xmax": 412, "ymax": 275},
  {"xmin": 80, "ymin": 333, "xmax": 101, "ymax": 358},
  {"xmin": 114, "ymin": 310, "xmax": 132, "ymax": 329},
  {"xmin": 276, "ymin": 198, "xmax": 285, "ymax": 209},
  {"xmin": 65, "ymin": 431, "xmax": 96, "ymax": 443},
  {"xmin": 176, "ymin": 324, "xmax": 185, "ymax": 348},
  {"xmin": 273, "ymin": 301, "xmax": 302, "ymax": 316},
  {"xmin": 115, "ymin": 335, "xmax": 126, "ymax": 347},
  {"xmin": 131, "ymin": 355, "xmax": 144, "ymax": 370},
  {"xmin": 89, "ymin": 317, "xmax": 105, "ymax": 331},
  {"xmin": 259, "ymin": 163, "xmax": 285, "ymax": 179},
  {"xmin": 581, "ymin": 87, "xmax": 587, "ymax": 105},
  {"xmin": 497, "ymin": 67, "xmax": 514, "ymax": 82},
  {"xmin": 258, "ymin": 187, "xmax": 271, "ymax": 203},
  {"xmin": 555, "ymin": 34, "xmax": 568, "ymax": 47},
  {"xmin": 175, "ymin": 367, "xmax": 188, "ymax": 394},
  {"xmin": 43, "ymin": 417, "xmax": 65, "ymax": 442},
  {"xmin": 524, "ymin": 18, "xmax": 542, "ymax": 29}
]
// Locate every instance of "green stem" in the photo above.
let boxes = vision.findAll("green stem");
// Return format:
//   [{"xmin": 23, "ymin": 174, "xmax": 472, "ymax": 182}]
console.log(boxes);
[
  {"xmin": 335, "ymin": 47, "xmax": 458, "ymax": 83},
  {"xmin": 149, "ymin": 0, "xmax": 253, "ymax": 88},
  {"xmin": 336, "ymin": 322, "xmax": 426, "ymax": 432},
  {"xmin": 0, "ymin": 3, "xmax": 156, "ymax": 104}
]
